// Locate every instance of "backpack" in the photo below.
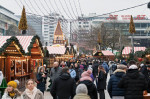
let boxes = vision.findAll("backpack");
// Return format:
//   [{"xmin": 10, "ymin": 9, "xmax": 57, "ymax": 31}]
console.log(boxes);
[{"xmin": 112, "ymin": 64, "xmax": 117, "ymax": 72}]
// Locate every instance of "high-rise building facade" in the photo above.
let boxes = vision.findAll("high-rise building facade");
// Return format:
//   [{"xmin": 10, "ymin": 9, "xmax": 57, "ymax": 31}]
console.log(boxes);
[
  {"xmin": 0, "ymin": 5, "xmax": 19, "ymax": 35},
  {"xmin": 42, "ymin": 13, "xmax": 68, "ymax": 46},
  {"xmin": 72, "ymin": 13, "xmax": 150, "ymax": 48}
]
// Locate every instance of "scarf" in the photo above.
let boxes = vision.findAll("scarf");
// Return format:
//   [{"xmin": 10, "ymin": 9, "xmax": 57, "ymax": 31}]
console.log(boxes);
[
  {"xmin": 9, "ymin": 92, "xmax": 16, "ymax": 98},
  {"xmin": 25, "ymin": 87, "xmax": 38, "ymax": 99}
]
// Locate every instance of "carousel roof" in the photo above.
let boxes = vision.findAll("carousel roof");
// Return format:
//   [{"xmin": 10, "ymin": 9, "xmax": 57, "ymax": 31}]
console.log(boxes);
[
  {"xmin": 122, "ymin": 47, "xmax": 146, "ymax": 55},
  {"xmin": 47, "ymin": 46, "xmax": 66, "ymax": 54}
]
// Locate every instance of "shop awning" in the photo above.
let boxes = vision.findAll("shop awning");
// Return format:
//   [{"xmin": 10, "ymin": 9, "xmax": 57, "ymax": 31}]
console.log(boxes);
[
  {"xmin": 47, "ymin": 46, "xmax": 66, "ymax": 55},
  {"xmin": 122, "ymin": 47, "xmax": 146, "ymax": 55},
  {"xmin": 102, "ymin": 50, "xmax": 114, "ymax": 56}
]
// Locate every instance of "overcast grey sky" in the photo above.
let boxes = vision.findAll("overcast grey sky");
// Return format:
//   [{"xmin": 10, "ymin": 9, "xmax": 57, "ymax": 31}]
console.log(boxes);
[{"xmin": 0, "ymin": 0, "xmax": 150, "ymax": 19}]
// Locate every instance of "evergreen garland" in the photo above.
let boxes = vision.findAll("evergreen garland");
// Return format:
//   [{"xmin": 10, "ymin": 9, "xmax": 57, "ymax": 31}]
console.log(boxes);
[
  {"xmin": 0, "ymin": 36, "xmax": 25, "ymax": 55},
  {"xmin": 27, "ymin": 35, "xmax": 44, "ymax": 56}
]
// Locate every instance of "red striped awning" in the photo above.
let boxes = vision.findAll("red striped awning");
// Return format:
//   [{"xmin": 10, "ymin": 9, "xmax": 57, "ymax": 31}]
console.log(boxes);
[
  {"xmin": 122, "ymin": 47, "xmax": 146, "ymax": 55},
  {"xmin": 0, "ymin": 36, "xmax": 33, "ymax": 52},
  {"xmin": 47, "ymin": 46, "xmax": 66, "ymax": 55},
  {"xmin": 102, "ymin": 50, "xmax": 114, "ymax": 56}
]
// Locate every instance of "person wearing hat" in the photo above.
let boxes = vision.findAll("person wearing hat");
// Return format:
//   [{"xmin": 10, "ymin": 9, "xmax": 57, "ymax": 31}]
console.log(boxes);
[
  {"xmin": 108, "ymin": 64, "xmax": 127, "ymax": 99},
  {"xmin": 118, "ymin": 64, "xmax": 147, "ymax": 99},
  {"xmin": 2, "ymin": 81, "xmax": 21, "ymax": 99},
  {"xmin": 73, "ymin": 84, "xmax": 90, "ymax": 99}
]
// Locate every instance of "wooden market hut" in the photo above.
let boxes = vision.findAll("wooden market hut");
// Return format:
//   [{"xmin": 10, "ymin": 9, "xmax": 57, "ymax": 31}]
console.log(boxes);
[
  {"xmin": 46, "ymin": 45, "xmax": 76, "ymax": 67},
  {"xmin": 0, "ymin": 35, "xmax": 44, "ymax": 86},
  {"xmin": 122, "ymin": 47, "xmax": 146, "ymax": 58},
  {"xmin": 93, "ymin": 50, "xmax": 115, "ymax": 61},
  {"xmin": 0, "ymin": 36, "xmax": 27, "ymax": 88}
]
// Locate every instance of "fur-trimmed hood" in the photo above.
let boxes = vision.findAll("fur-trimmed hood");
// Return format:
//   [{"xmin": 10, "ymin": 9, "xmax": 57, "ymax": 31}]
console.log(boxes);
[
  {"xmin": 113, "ymin": 69, "xmax": 126, "ymax": 74},
  {"xmin": 113, "ymin": 69, "xmax": 126, "ymax": 78},
  {"xmin": 2, "ymin": 89, "xmax": 22, "ymax": 99}
]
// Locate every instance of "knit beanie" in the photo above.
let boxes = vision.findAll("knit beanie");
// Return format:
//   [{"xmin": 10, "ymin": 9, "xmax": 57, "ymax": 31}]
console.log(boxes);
[
  {"xmin": 117, "ymin": 64, "xmax": 127, "ymax": 70},
  {"xmin": 7, "ymin": 81, "xmax": 17, "ymax": 89},
  {"xmin": 76, "ymin": 84, "xmax": 88, "ymax": 94}
]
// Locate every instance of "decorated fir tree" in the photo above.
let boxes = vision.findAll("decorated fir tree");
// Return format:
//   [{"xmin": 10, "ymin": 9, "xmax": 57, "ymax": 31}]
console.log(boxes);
[{"xmin": 18, "ymin": 6, "xmax": 28, "ymax": 34}]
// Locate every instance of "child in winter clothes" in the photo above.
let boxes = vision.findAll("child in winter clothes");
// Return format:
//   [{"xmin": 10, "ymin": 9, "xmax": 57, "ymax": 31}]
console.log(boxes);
[{"xmin": 2, "ymin": 81, "xmax": 21, "ymax": 99}]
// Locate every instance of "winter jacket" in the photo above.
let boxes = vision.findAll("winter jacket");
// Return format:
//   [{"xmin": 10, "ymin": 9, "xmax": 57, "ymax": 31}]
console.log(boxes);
[
  {"xmin": 118, "ymin": 69, "xmax": 148, "ymax": 99},
  {"xmin": 69, "ymin": 69, "xmax": 76, "ymax": 78},
  {"xmin": 107, "ymin": 69, "xmax": 125, "ymax": 98},
  {"xmin": 74, "ymin": 68, "xmax": 83, "ymax": 82},
  {"xmin": 50, "ymin": 67, "xmax": 62, "ymax": 82},
  {"xmin": 73, "ymin": 93, "xmax": 91, "ymax": 99},
  {"xmin": 97, "ymin": 70, "xmax": 107, "ymax": 91},
  {"xmin": 2, "ymin": 89, "xmax": 21, "ymax": 99},
  {"xmin": 50, "ymin": 73, "xmax": 76, "ymax": 99},
  {"xmin": 102, "ymin": 62, "xmax": 109, "ymax": 73},
  {"xmin": 79, "ymin": 80, "xmax": 97, "ymax": 99},
  {"xmin": 22, "ymin": 89, "xmax": 44, "ymax": 99},
  {"xmin": 36, "ymin": 73, "xmax": 47, "ymax": 92},
  {"xmin": 92, "ymin": 63, "xmax": 99, "ymax": 78}
]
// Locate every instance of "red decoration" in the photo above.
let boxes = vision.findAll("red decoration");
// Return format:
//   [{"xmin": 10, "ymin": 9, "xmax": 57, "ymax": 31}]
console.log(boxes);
[{"xmin": 138, "ymin": 58, "xmax": 142, "ymax": 62}]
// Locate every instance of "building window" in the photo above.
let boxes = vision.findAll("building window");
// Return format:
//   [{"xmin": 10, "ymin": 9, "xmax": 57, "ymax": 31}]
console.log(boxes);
[
  {"xmin": 134, "ymin": 23, "xmax": 140, "ymax": 28},
  {"xmin": 50, "ymin": 26, "xmax": 54, "ymax": 28},
  {"xmin": 50, "ymin": 35, "xmax": 53, "ymax": 37},
  {"xmin": 84, "ymin": 22, "xmax": 89, "ymax": 24},
  {"xmin": 79, "ymin": 22, "xmax": 81, "ymax": 24},
  {"xmin": 141, "ymin": 23, "xmax": 147, "ymax": 28},
  {"xmin": 49, "ymin": 32, "xmax": 54, "ymax": 34},
  {"xmin": 44, "ymin": 25, "xmax": 48, "ymax": 27}
]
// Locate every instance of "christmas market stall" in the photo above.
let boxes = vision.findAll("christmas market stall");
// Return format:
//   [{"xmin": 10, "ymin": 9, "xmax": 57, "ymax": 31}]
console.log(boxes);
[
  {"xmin": 47, "ymin": 45, "xmax": 76, "ymax": 67},
  {"xmin": 93, "ymin": 50, "xmax": 114, "ymax": 61},
  {"xmin": 122, "ymin": 47, "xmax": 146, "ymax": 58},
  {"xmin": 0, "ymin": 35, "xmax": 44, "ymax": 88},
  {"xmin": 0, "ymin": 36, "xmax": 27, "ymax": 88},
  {"xmin": 16, "ymin": 35, "xmax": 44, "ymax": 80}
]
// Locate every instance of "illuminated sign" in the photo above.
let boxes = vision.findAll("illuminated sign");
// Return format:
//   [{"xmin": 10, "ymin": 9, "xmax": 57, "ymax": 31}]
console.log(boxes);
[{"xmin": 107, "ymin": 15, "xmax": 146, "ymax": 20}]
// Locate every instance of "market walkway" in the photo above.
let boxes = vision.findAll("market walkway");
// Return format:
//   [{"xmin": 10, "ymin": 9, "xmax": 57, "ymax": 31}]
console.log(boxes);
[{"xmin": 44, "ymin": 75, "xmax": 111, "ymax": 99}]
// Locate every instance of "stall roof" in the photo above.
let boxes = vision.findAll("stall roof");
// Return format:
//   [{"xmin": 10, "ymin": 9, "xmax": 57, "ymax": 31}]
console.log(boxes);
[
  {"xmin": 102, "ymin": 50, "xmax": 114, "ymax": 56},
  {"xmin": 122, "ymin": 47, "xmax": 146, "ymax": 55},
  {"xmin": 47, "ymin": 46, "xmax": 66, "ymax": 54},
  {"xmin": 0, "ymin": 36, "xmax": 33, "ymax": 53}
]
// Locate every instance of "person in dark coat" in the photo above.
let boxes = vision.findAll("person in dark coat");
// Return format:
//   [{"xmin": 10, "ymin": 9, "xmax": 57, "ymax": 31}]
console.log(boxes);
[
  {"xmin": 118, "ymin": 65, "xmax": 148, "ymax": 99},
  {"xmin": 79, "ymin": 70, "xmax": 98, "ymax": 99},
  {"xmin": 74, "ymin": 63, "xmax": 83, "ymax": 82},
  {"xmin": 108, "ymin": 64, "xmax": 127, "ymax": 99},
  {"xmin": 92, "ymin": 61, "xmax": 99, "ymax": 78},
  {"xmin": 36, "ymin": 66, "xmax": 47, "ymax": 94},
  {"xmin": 97, "ymin": 65, "xmax": 107, "ymax": 99},
  {"xmin": 50, "ymin": 67, "xmax": 76, "ymax": 99}
]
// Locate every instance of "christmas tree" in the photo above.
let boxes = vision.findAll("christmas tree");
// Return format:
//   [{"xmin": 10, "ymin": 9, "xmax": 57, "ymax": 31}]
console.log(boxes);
[{"xmin": 18, "ymin": 6, "xmax": 28, "ymax": 34}]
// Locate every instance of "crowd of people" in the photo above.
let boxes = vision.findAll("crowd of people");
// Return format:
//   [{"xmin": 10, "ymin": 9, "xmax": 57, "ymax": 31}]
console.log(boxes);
[{"xmin": 1, "ymin": 58, "xmax": 150, "ymax": 99}]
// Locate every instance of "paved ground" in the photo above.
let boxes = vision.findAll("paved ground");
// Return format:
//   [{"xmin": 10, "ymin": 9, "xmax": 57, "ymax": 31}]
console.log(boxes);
[{"xmin": 44, "ymin": 75, "xmax": 111, "ymax": 99}]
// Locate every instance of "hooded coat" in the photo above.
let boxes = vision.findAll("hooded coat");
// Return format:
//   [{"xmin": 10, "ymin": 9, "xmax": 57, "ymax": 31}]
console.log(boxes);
[
  {"xmin": 118, "ymin": 69, "xmax": 148, "ymax": 99},
  {"xmin": 50, "ymin": 73, "xmax": 76, "ymax": 99},
  {"xmin": 79, "ymin": 80, "xmax": 97, "ymax": 99},
  {"xmin": 102, "ymin": 62, "xmax": 109, "ymax": 74},
  {"xmin": 108, "ymin": 69, "xmax": 126, "ymax": 98}
]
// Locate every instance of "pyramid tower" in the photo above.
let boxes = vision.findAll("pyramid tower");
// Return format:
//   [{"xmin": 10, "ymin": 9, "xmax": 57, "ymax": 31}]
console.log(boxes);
[{"xmin": 53, "ymin": 21, "xmax": 64, "ymax": 45}]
